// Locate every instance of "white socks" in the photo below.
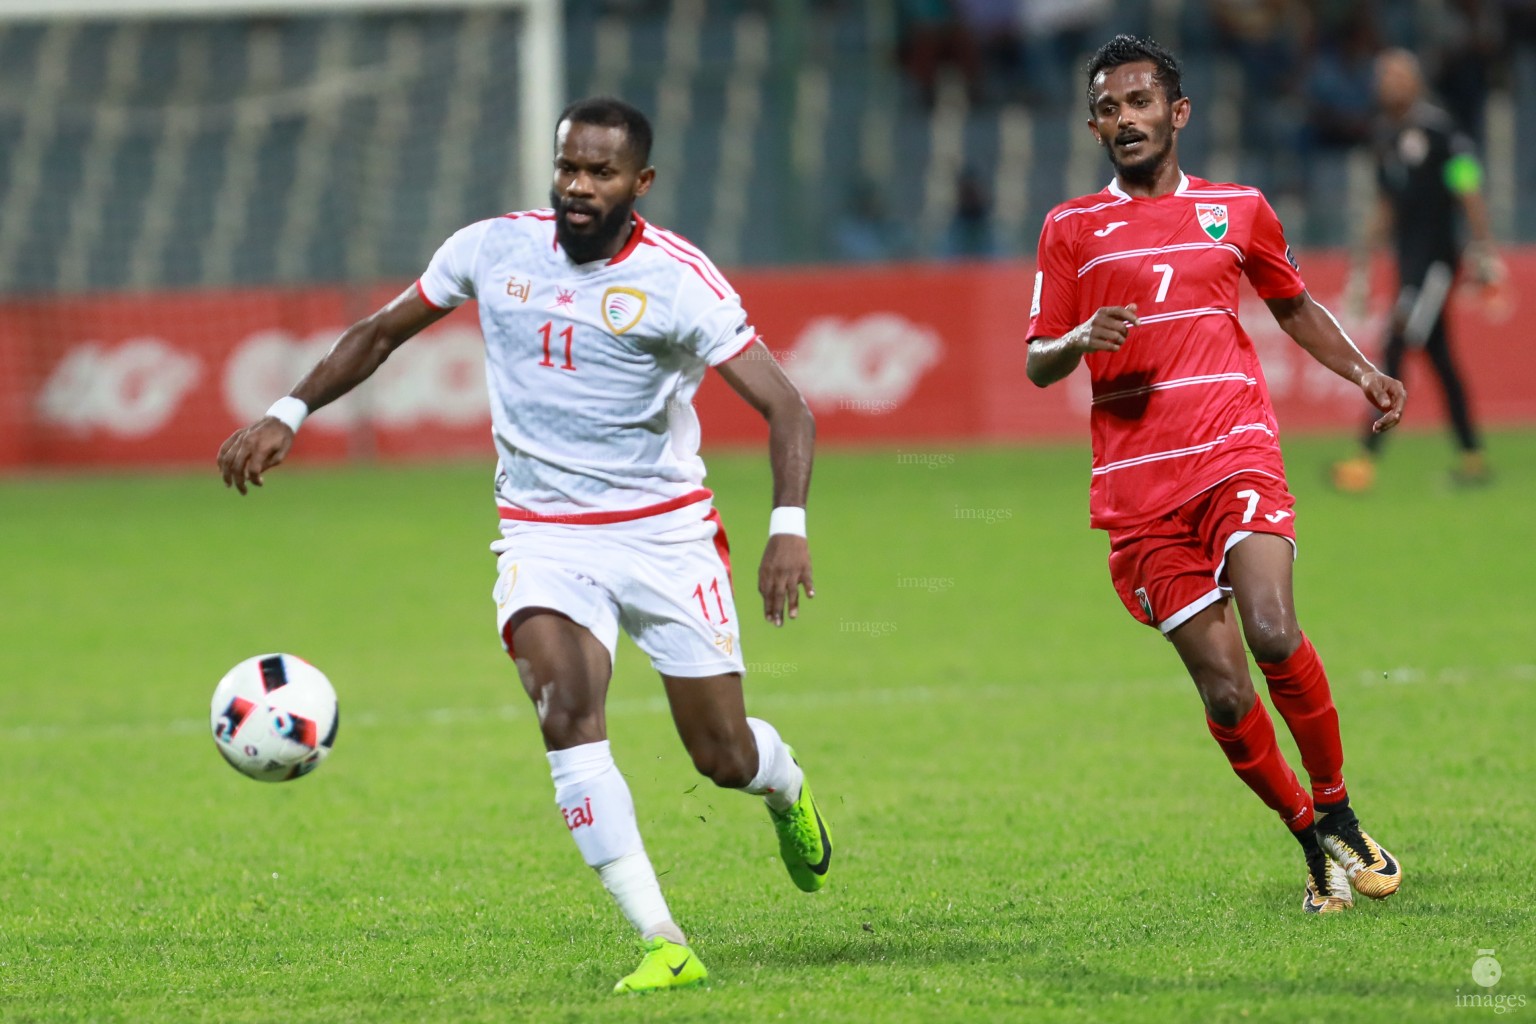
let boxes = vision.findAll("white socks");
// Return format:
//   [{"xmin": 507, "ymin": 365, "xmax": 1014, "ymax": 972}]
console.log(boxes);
[
  {"xmin": 743, "ymin": 717, "xmax": 804, "ymax": 812},
  {"xmin": 547, "ymin": 740, "xmax": 681, "ymax": 943},
  {"xmin": 545, "ymin": 721, "xmax": 802, "ymax": 945},
  {"xmin": 547, "ymin": 740, "xmax": 641, "ymax": 865},
  {"xmin": 599, "ymin": 853, "xmax": 685, "ymax": 946}
]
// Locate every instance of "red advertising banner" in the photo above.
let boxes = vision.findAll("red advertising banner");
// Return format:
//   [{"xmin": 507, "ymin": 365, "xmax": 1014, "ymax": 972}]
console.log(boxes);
[{"xmin": 1, "ymin": 252, "xmax": 1532, "ymax": 471}]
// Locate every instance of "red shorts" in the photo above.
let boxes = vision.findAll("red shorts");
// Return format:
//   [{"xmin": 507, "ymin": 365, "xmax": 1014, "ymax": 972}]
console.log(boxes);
[{"xmin": 1106, "ymin": 472, "xmax": 1298, "ymax": 635}]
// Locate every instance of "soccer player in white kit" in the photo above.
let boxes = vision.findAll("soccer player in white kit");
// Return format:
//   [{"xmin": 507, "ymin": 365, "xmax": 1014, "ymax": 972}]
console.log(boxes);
[{"xmin": 218, "ymin": 97, "xmax": 831, "ymax": 994}]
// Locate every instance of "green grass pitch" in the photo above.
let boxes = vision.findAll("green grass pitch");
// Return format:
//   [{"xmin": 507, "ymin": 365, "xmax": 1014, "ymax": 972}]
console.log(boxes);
[{"xmin": 1, "ymin": 430, "xmax": 1532, "ymax": 1023}]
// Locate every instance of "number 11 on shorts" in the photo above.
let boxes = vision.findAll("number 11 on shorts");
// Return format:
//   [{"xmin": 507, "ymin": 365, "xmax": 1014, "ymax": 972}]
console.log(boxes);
[{"xmin": 693, "ymin": 578, "xmax": 730, "ymax": 624}]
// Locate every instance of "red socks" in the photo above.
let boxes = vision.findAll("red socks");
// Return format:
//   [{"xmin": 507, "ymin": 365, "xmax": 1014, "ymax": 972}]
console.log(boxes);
[
  {"xmin": 1257, "ymin": 635, "xmax": 1348, "ymax": 807},
  {"xmin": 1207, "ymin": 698, "xmax": 1314, "ymax": 831}
]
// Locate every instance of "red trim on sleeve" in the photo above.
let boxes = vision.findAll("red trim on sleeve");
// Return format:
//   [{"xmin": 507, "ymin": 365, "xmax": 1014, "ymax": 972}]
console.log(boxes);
[
  {"xmin": 640, "ymin": 237, "xmax": 728, "ymax": 299},
  {"xmin": 415, "ymin": 279, "xmax": 446, "ymax": 311},
  {"xmin": 499, "ymin": 209, "xmax": 558, "ymax": 250},
  {"xmin": 497, "ymin": 488, "xmax": 713, "ymax": 525},
  {"xmin": 650, "ymin": 226, "xmax": 732, "ymax": 296}
]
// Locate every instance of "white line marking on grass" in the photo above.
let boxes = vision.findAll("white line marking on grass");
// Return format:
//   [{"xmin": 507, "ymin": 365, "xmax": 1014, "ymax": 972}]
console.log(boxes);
[
  {"xmin": 1360, "ymin": 664, "xmax": 1536, "ymax": 686},
  {"xmin": 0, "ymin": 682, "xmax": 1024, "ymax": 743},
  {"xmin": 8, "ymin": 664, "xmax": 1532, "ymax": 743}
]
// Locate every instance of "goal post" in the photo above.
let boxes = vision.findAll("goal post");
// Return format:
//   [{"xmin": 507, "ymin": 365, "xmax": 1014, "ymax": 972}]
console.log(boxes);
[
  {"xmin": 0, "ymin": 0, "xmax": 566, "ymax": 471},
  {"xmin": 0, "ymin": 0, "xmax": 563, "ymax": 214}
]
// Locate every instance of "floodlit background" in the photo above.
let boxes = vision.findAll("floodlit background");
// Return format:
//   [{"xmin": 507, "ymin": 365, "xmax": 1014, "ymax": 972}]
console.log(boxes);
[
  {"xmin": 1, "ymin": 3, "xmax": 1533, "ymax": 1022},
  {"xmin": 4, "ymin": 0, "xmax": 1536, "ymax": 282},
  {"xmin": 2, "ymin": 0, "xmax": 1535, "ymax": 466}
]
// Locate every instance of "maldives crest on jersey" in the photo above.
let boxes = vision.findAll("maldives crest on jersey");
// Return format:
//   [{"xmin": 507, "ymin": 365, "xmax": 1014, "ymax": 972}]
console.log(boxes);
[
  {"xmin": 1195, "ymin": 203, "xmax": 1228, "ymax": 241},
  {"xmin": 601, "ymin": 287, "xmax": 648, "ymax": 335}
]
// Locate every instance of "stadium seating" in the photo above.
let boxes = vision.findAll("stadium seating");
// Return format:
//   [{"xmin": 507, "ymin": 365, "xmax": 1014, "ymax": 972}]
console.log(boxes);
[{"xmin": 0, "ymin": 0, "xmax": 1525, "ymax": 295}]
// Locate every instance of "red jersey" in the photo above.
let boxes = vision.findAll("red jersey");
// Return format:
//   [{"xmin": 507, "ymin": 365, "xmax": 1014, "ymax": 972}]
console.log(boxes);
[{"xmin": 1025, "ymin": 173, "xmax": 1307, "ymax": 530}]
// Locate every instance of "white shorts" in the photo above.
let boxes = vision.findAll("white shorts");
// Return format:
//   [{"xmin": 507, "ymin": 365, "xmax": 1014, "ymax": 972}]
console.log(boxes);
[{"xmin": 490, "ymin": 499, "xmax": 745, "ymax": 677}]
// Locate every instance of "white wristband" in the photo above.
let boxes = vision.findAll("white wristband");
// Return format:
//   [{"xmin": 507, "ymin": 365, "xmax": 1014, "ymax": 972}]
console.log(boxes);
[
  {"xmin": 769, "ymin": 506, "xmax": 806, "ymax": 538},
  {"xmin": 265, "ymin": 396, "xmax": 309, "ymax": 434}
]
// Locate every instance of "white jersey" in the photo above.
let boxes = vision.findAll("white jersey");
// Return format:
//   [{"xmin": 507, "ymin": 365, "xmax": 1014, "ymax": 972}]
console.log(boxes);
[{"xmin": 416, "ymin": 210, "xmax": 757, "ymax": 522}]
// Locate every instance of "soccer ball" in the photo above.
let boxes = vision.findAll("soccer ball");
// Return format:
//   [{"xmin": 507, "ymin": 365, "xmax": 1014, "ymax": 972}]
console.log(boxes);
[{"xmin": 211, "ymin": 653, "xmax": 338, "ymax": 782}]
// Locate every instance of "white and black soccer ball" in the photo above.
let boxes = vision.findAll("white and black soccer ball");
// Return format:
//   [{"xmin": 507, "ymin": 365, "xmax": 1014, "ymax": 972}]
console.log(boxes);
[{"xmin": 211, "ymin": 653, "xmax": 338, "ymax": 782}]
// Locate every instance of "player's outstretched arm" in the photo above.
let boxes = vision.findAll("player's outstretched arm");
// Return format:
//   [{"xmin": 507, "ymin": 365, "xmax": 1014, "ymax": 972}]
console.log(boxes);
[
  {"xmin": 1266, "ymin": 290, "xmax": 1406, "ymax": 433},
  {"xmin": 217, "ymin": 286, "xmax": 450, "ymax": 494},
  {"xmin": 1026, "ymin": 305, "xmax": 1139, "ymax": 387},
  {"xmin": 714, "ymin": 340, "xmax": 815, "ymax": 627}
]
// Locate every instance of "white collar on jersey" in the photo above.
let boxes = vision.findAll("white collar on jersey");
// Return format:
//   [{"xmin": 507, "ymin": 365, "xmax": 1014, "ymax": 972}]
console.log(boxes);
[{"xmin": 1107, "ymin": 170, "xmax": 1190, "ymax": 199}]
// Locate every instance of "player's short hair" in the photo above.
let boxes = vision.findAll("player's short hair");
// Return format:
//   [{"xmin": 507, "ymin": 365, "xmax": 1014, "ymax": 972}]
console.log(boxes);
[
  {"xmin": 556, "ymin": 96, "xmax": 654, "ymax": 167},
  {"xmin": 1085, "ymin": 35, "xmax": 1184, "ymax": 112}
]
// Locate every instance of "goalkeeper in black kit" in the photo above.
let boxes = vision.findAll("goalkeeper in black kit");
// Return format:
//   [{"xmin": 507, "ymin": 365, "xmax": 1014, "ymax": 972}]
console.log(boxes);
[{"xmin": 1332, "ymin": 49, "xmax": 1502, "ymax": 492}]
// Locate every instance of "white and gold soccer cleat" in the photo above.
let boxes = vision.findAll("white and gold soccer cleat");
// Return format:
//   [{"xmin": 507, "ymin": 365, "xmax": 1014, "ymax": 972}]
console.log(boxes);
[
  {"xmin": 1319, "ymin": 808, "xmax": 1402, "ymax": 900},
  {"xmin": 1303, "ymin": 844, "xmax": 1354, "ymax": 914}
]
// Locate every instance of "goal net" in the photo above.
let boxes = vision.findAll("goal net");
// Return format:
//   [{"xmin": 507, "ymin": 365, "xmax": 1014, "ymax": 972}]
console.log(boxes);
[{"xmin": 0, "ymin": 0, "xmax": 561, "ymax": 470}]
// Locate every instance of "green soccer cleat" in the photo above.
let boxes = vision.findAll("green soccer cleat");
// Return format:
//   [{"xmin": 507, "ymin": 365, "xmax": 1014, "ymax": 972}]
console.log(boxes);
[
  {"xmin": 768, "ymin": 748, "xmax": 833, "ymax": 892},
  {"xmin": 612, "ymin": 937, "xmax": 708, "ymax": 994}
]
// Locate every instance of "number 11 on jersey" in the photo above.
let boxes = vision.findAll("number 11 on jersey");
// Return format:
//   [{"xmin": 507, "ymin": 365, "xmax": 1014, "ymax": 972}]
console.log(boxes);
[{"xmin": 537, "ymin": 321, "xmax": 577, "ymax": 371}]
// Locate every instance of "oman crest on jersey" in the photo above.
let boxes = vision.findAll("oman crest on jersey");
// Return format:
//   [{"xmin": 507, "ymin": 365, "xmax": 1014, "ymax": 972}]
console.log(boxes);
[
  {"xmin": 1195, "ymin": 203, "xmax": 1228, "ymax": 241},
  {"xmin": 601, "ymin": 287, "xmax": 647, "ymax": 335}
]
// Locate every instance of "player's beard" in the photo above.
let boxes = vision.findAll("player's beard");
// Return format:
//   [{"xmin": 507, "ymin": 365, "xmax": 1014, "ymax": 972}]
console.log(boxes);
[
  {"xmin": 1107, "ymin": 123, "xmax": 1174, "ymax": 189},
  {"xmin": 552, "ymin": 192, "xmax": 636, "ymax": 264}
]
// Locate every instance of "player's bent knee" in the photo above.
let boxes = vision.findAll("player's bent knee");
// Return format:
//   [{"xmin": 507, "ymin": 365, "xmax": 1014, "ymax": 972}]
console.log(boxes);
[
  {"xmin": 1199, "ymin": 675, "xmax": 1257, "ymax": 726},
  {"xmin": 538, "ymin": 708, "xmax": 605, "ymax": 749},
  {"xmin": 1243, "ymin": 618, "xmax": 1301, "ymax": 664},
  {"xmin": 687, "ymin": 741, "xmax": 757, "ymax": 789}
]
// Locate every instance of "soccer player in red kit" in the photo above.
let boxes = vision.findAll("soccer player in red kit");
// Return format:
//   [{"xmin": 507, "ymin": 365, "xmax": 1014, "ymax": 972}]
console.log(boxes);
[{"xmin": 1025, "ymin": 35, "xmax": 1408, "ymax": 914}]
